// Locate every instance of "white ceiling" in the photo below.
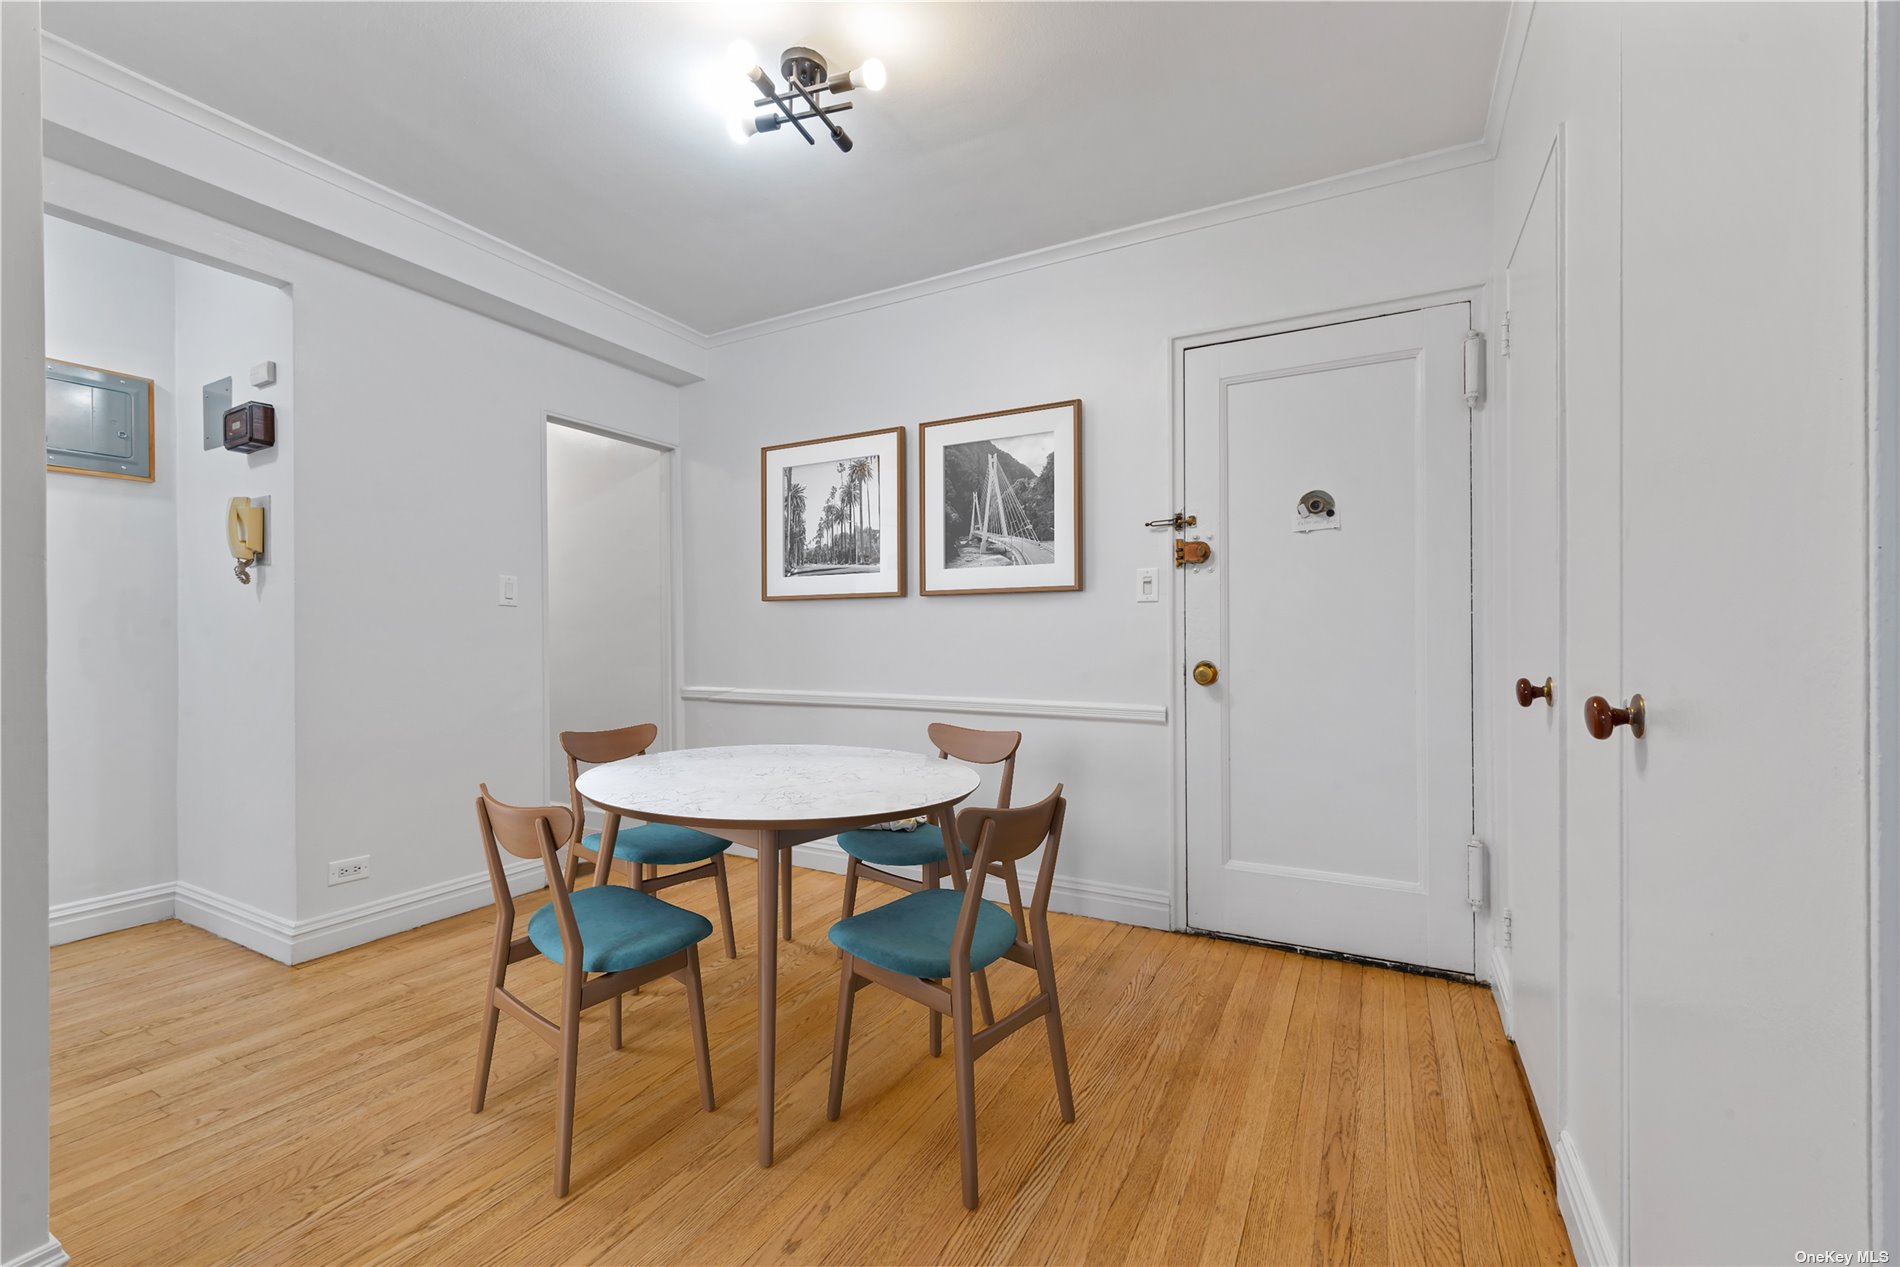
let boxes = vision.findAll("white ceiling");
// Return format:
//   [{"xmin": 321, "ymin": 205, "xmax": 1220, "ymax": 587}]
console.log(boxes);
[{"xmin": 43, "ymin": 2, "xmax": 1508, "ymax": 335}]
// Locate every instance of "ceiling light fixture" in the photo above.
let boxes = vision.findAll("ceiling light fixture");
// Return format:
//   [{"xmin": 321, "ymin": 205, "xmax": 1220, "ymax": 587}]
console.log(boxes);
[{"xmin": 729, "ymin": 46, "xmax": 885, "ymax": 153}]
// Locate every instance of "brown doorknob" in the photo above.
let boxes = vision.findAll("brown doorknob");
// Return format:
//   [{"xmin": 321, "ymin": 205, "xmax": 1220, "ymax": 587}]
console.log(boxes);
[
  {"xmin": 1584, "ymin": 694, "xmax": 1646, "ymax": 740},
  {"xmin": 1191, "ymin": 660, "xmax": 1219, "ymax": 686},
  {"xmin": 1515, "ymin": 676, "xmax": 1554, "ymax": 708}
]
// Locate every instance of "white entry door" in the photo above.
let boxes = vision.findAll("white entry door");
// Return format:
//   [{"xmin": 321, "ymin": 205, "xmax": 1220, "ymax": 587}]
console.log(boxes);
[{"xmin": 1184, "ymin": 303, "xmax": 1474, "ymax": 973}]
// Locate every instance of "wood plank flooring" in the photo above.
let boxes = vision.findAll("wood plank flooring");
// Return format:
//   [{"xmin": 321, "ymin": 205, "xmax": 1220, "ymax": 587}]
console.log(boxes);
[{"xmin": 50, "ymin": 861, "xmax": 1572, "ymax": 1265}]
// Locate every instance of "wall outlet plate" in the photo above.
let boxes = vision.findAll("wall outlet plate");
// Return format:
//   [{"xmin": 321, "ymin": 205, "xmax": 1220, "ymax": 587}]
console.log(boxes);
[{"xmin": 327, "ymin": 856, "xmax": 370, "ymax": 886}]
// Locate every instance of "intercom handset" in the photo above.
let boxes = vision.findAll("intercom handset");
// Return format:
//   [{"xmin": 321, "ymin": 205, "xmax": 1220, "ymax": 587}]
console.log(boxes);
[{"xmin": 228, "ymin": 496, "xmax": 265, "ymax": 584}]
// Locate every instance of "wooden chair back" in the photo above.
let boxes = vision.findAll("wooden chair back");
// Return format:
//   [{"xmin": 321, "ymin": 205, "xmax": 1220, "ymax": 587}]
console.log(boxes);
[
  {"xmin": 928, "ymin": 722, "xmax": 1021, "ymax": 808},
  {"xmin": 475, "ymin": 784, "xmax": 580, "ymax": 961},
  {"xmin": 952, "ymin": 784, "xmax": 1066, "ymax": 971},
  {"xmin": 558, "ymin": 723, "xmax": 658, "ymax": 838}
]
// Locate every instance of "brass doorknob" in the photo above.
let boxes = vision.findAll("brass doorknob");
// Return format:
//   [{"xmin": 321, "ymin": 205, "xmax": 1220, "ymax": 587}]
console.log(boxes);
[
  {"xmin": 1584, "ymin": 694, "xmax": 1645, "ymax": 740},
  {"xmin": 1515, "ymin": 676, "xmax": 1554, "ymax": 708},
  {"xmin": 1191, "ymin": 660, "xmax": 1219, "ymax": 686}
]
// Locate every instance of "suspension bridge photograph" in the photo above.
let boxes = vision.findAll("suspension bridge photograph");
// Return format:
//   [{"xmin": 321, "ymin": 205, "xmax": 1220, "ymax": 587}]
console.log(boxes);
[
  {"xmin": 919, "ymin": 400, "xmax": 1082, "ymax": 597},
  {"xmin": 942, "ymin": 432, "xmax": 1058, "ymax": 568}
]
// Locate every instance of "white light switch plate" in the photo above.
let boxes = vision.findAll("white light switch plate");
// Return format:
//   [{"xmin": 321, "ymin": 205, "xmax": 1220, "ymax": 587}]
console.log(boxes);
[
  {"xmin": 1135, "ymin": 567, "xmax": 1160, "ymax": 603},
  {"xmin": 498, "ymin": 574, "xmax": 518, "ymax": 607}
]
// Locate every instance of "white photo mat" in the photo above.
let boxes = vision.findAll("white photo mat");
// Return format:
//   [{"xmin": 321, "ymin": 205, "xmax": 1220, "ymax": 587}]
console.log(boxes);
[
  {"xmin": 920, "ymin": 400, "xmax": 1082, "ymax": 595},
  {"xmin": 762, "ymin": 426, "xmax": 906, "ymax": 600}
]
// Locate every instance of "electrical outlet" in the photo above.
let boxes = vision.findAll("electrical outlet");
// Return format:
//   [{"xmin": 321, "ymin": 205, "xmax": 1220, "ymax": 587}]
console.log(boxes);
[{"xmin": 328, "ymin": 856, "xmax": 370, "ymax": 886}]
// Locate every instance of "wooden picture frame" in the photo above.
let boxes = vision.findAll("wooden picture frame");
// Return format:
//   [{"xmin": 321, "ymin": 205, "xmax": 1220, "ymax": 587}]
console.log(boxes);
[
  {"xmin": 761, "ymin": 426, "xmax": 907, "ymax": 601},
  {"xmin": 920, "ymin": 400, "xmax": 1082, "ymax": 596},
  {"xmin": 45, "ymin": 357, "xmax": 156, "ymax": 483}
]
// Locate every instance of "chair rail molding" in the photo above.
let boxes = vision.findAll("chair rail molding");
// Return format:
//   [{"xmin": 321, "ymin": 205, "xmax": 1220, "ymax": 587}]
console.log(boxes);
[{"xmin": 681, "ymin": 685, "xmax": 1167, "ymax": 726}]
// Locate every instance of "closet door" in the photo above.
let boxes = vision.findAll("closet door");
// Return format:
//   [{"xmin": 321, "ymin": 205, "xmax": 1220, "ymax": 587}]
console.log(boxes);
[
  {"xmin": 1620, "ymin": 4, "xmax": 1871, "ymax": 1259},
  {"xmin": 1499, "ymin": 142, "xmax": 1563, "ymax": 1142}
]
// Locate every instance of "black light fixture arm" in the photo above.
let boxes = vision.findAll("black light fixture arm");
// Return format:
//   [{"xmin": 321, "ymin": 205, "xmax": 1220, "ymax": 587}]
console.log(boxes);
[
  {"xmin": 788, "ymin": 76, "xmax": 853, "ymax": 152},
  {"xmin": 747, "ymin": 66, "xmax": 815, "ymax": 145}
]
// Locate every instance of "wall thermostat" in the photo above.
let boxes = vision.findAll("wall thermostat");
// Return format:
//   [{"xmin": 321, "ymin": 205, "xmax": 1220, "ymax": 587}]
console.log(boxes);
[
  {"xmin": 223, "ymin": 401, "xmax": 276, "ymax": 453},
  {"xmin": 1294, "ymin": 488, "xmax": 1339, "ymax": 533}
]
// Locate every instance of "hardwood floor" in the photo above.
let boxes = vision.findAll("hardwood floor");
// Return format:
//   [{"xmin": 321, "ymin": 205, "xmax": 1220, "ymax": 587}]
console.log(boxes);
[{"xmin": 50, "ymin": 861, "xmax": 1572, "ymax": 1265}]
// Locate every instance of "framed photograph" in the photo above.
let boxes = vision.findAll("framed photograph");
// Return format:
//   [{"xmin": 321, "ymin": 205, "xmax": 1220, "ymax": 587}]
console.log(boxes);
[
  {"xmin": 920, "ymin": 400, "xmax": 1081, "ymax": 596},
  {"xmin": 761, "ymin": 426, "xmax": 906, "ymax": 601}
]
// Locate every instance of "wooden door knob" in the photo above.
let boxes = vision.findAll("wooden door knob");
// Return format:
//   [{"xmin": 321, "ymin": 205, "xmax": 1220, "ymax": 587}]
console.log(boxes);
[
  {"xmin": 1584, "ymin": 694, "xmax": 1646, "ymax": 740},
  {"xmin": 1191, "ymin": 660, "xmax": 1219, "ymax": 687},
  {"xmin": 1515, "ymin": 676, "xmax": 1554, "ymax": 708}
]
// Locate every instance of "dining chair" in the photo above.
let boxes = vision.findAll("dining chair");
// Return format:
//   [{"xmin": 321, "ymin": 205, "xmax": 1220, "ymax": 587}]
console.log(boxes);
[
  {"xmin": 825, "ymin": 785, "xmax": 1075, "ymax": 1210},
  {"xmin": 835, "ymin": 723, "xmax": 1021, "ymax": 1043},
  {"xmin": 561, "ymin": 724, "xmax": 740, "ymax": 966},
  {"xmin": 469, "ymin": 785, "xmax": 716, "ymax": 1197}
]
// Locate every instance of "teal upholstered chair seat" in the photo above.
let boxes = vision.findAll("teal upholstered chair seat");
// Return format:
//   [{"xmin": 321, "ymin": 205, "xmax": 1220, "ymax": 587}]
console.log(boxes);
[
  {"xmin": 581, "ymin": 822, "xmax": 732, "ymax": 866},
  {"xmin": 827, "ymin": 888, "xmax": 1019, "ymax": 980},
  {"xmin": 835, "ymin": 822, "xmax": 967, "ymax": 871},
  {"xmin": 527, "ymin": 885, "xmax": 714, "ymax": 975}
]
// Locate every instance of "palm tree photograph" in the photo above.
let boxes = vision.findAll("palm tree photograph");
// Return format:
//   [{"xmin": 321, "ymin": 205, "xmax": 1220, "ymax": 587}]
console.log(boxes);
[
  {"xmin": 761, "ymin": 426, "xmax": 906, "ymax": 601},
  {"xmin": 782, "ymin": 453, "xmax": 882, "ymax": 576}
]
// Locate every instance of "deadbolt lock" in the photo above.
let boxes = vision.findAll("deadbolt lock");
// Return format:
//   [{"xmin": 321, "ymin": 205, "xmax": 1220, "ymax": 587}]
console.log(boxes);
[{"xmin": 1175, "ymin": 539, "xmax": 1211, "ymax": 567}]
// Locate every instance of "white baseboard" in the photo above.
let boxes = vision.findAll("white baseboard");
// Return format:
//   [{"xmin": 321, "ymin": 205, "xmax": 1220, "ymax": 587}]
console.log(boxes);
[
  {"xmin": 285, "ymin": 859, "xmax": 544, "ymax": 963},
  {"xmin": 1488, "ymin": 940, "xmax": 1515, "ymax": 1036},
  {"xmin": 727, "ymin": 839, "xmax": 1171, "ymax": 930},
  {"xmin": 3, "ymin": 1236, "xmax": 69, "ymax": 1267},
  {"xmin": 137, "ymin": 860, "xmax": 548, "ymax": 965},
  {"xmin": 1555, "ymin": 1130, "xmax": 1618, "ymax": 1267},
  {"xmin": 173, "ymin": 882, "xmax": 296, "ymax": 963},
  {"xmin": 49, "ymin": 882, "xmax": 175, "ymax": 946}
]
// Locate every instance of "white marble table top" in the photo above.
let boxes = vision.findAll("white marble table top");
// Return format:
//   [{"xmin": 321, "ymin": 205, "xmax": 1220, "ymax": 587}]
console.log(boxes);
[{"xmin": 574, "ymin": 744, "xmax": 981, "ymax": 828}]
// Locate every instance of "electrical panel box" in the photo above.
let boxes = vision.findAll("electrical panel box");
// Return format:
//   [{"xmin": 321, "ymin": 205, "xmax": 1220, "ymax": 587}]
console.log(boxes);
[{"xmin": 45, "ymin": 359, "xmax": 154, "ymax": 481}]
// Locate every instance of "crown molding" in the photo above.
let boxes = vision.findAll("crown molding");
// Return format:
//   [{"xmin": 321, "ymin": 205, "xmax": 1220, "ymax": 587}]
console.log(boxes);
[
  {"xmin": 702, "ymin": 139, "xmax": 1492, "ymax": 345},
  {"xmin": 1482, "ymin": 2, "xmax": 1536, "ymax": 160},
  {"xmin": 39, "ymin": 33, "xmax": 709, "ymax": 354}
]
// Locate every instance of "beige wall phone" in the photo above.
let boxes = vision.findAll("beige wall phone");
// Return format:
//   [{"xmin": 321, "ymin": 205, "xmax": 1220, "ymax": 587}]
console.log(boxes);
[{"xmin": 228, "ymin": 496, "xmax": 265, "ymax": 584}]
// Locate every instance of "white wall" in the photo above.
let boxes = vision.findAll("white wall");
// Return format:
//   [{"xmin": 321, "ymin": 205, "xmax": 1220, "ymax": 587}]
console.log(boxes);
[
  {"xmin": 0, "ymin": 3, "xmax": 57, "ymax": 1263},
  {"xmin": 678, "ymin": 161, "xmax": 1492, "ymax": 923},
  {"xmin": 288, "ymin": 259, "xmax": 681, "ymax": 948},
  {"xmin": 42, "ymin": 218, "xmax": 178, "ymax": 927},
  {"xmin": 546, "ymin": 424, "xmax": 671, "ymax": 797},
  {"xmin": 41, "ymin": 162, "xmax": 684, "ymax": 962},
  {"xmin": 170, "ymin": 255, "xmax": 296, "ymax": 945}
]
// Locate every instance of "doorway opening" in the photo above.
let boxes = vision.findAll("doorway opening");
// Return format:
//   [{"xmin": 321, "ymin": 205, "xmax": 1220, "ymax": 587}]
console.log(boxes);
[{"xmin": 543, "ymin": 417, "xmax": 676, "ymax": 801}]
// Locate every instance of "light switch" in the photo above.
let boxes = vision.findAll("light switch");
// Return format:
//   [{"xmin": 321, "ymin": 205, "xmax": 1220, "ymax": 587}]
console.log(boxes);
[
  {"xmin": 498, "ymin": 574, "xmax": 518, "ymax": 607},
  {"xmin": 1136, "ymin": 567, "xmax": 1160, "ymax": 603}
]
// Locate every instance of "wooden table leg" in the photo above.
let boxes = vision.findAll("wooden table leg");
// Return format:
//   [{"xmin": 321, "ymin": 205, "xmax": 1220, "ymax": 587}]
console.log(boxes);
[{"xmin": 756, "ymin": 829, "xmax": 780, "ymax": 1167}]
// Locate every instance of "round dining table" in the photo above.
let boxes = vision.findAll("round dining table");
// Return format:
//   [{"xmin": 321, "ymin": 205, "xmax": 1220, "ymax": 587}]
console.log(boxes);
[{"xmin": 574, "ymin": 743, "xmax": 982, "ymax": 1166}]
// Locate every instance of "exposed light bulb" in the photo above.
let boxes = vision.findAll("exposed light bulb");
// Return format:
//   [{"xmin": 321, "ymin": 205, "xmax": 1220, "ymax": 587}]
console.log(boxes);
[
  {"xmin": 849, "ymin": 58, "xmax": 887, "ymax": 92},
  {"xmin": 725, "ymin": 39, "xmax": 759, "ymax": 76},
  {"xmin": 727, "ymin": 113, "xmax": 758, "ymax": 144}
]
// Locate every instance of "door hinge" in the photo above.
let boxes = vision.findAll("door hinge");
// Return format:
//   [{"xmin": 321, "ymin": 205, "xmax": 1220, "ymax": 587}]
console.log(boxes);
[
  {"xmin": 1466, "ymin": 836, "xmax": 1488, "ymax": 910},
  {"xmin": 1499, "ymin": 312, "xmax": 1512, "ymax": 358},
  {"xmin": 1501, "ymin": 908, "xmax": 1514, "ymax": 948},
  {"xmin": 1462, "ymin": 331, "xmax": 1486, "ymax": 408}
]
